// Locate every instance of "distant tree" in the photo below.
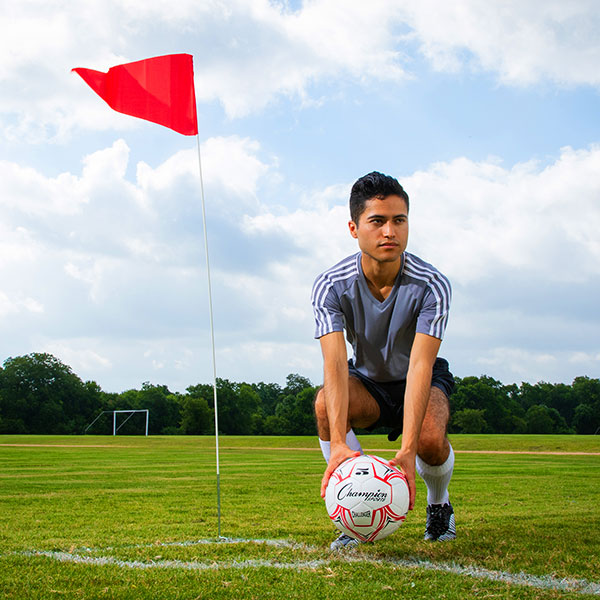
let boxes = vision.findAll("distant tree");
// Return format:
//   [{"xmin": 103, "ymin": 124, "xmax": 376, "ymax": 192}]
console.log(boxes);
[
  {"xmin": 510, "ymin": 415, "xmax": 528, "ymax": 434},
  {"xmin": 518, "ymin": 382, "xmax": 577, "ymax": 427},
  {"xmin": 251, "ymin": 382, "xmax": 282, "ymax": 417},
  {"xmin": 571, "ymin": 376, "xmax": 600, "ymax": 434},
  {"xmin": 525, "ymin": 405, "xmax": 555, "ymax": 434},
  {"xmin": 275, "ymin": 385, "xmax": 318, "ymax": 435},
  {"xmin": 453, "ymin": 408, "xmax": 486, "ymax": 434},
  {"xmin": 283, "ymin": 374, "xmax": 313, "ymax": 397},
  {"xmin": 0, "ymin": 353, "xmax": 99, "ymax": 434},
  {"xmin": 571, "ymin": 376, "xmax": 600, "ymax": 406},
  {"xmin": 572, "ymin": 403, "xmax": 598, "ymax": 435},
  {"xmin": 2, "ymin": 350, "xmax": 598, "ymax": 436},
  {"xmin": 451, "ymin": 376, "xmax": 522, "ymax": 433},
  {"xmin": 212, "ymin": 379, "xmax": 259, "ymax": 435},
  {"xmin": 525, "ymin": 404, "xmax": 571, "ymax": 434},
  {"xmin": 187, "ymin": 383, "xmax": 214, "ymax": 402},
  {"xmin": 237, "ymin": 384, "xmax": 261, "ymax": 434},
  {"xmin": 262, "ymin": 414, "xmax": 288, "ymax": 436},
  {"xmin": 136, "ymin": 383, "xmax": 180, "ymax": 435},
  {"xmin": 179, "ymin": 396, "xmax": 212, "ymax": 435}
]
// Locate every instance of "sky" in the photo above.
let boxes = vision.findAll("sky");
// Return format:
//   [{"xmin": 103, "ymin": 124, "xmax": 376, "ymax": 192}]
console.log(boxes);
[{"xmin": 1, "ymin": 0, "xmax": 599, "ymax": 393}]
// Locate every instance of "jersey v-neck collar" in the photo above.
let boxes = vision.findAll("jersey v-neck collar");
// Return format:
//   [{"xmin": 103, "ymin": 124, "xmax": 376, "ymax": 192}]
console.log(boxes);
[{"xmin": 356, "ymin": 252, "xmax": 405, "ymax": 306}]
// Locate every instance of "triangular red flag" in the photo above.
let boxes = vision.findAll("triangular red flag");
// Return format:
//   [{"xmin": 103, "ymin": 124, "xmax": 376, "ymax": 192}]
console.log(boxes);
[{"xmin": 73, "ymin": 54, "xmax": 198, "ymax": 136}]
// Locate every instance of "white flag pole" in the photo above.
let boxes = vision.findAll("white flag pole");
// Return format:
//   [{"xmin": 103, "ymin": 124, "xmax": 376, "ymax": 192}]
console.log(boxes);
[{"xmin": 195, "ymin": 134, "xmax": 221, "ymax": 538}]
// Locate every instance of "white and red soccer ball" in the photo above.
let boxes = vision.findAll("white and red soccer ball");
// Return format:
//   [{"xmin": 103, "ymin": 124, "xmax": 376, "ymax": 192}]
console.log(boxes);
[{"xmin": 325, "ymin": 454, "xmax": 409, "ymax": 542}]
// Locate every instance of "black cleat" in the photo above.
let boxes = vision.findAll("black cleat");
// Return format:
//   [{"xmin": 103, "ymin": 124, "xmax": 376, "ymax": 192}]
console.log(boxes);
[
  {"xmin": 330, "ymin": 533, "xmax": 362, "ymax": 551},
  {"xmin": 425, "ymin": 502, "xmax": 456, "ymax": 541}
]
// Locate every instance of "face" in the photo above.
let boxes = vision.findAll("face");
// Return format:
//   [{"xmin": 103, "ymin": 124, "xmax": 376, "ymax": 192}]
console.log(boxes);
[{"xmin": 348, "ymin": 194, "xmax": 409, "ymax": 264}]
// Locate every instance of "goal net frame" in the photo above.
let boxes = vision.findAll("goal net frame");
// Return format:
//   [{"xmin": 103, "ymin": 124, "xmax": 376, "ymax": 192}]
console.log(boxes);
[
  {"xmin": 84, "ymin": 409, "xmax": 149, "ymax": 436},
  {"xmin": 112, "ymin": 409, "xmax": 149, "ymax": 436}
]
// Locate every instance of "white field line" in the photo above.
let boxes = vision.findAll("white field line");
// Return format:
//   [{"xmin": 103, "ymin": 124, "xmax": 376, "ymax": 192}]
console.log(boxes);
[
  {"xmin": 8, "ymin": 538, "xmax": 600, "ymax": 596},
  {"xmin": 21, "ymin": 549, "xmax": 330, "ymax": 572},
  {"xmin": 70, "ymin": 537, "xmax": 316, "ymax": 554}
]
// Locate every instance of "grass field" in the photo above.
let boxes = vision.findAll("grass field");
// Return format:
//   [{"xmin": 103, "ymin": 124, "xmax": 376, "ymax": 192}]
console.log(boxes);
[{"xmin": 1, "ymin": 434, "xmax": 599, "ymax": 599}]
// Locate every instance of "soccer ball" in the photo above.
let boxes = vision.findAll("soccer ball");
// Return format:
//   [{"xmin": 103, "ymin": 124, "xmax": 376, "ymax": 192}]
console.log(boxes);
[{"xmin": 325, "ymin": 454, "xmax": 409, "ymax": 542}]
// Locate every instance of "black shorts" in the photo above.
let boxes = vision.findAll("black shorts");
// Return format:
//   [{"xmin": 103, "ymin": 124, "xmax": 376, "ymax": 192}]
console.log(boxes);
[{"xmin": 348, "ymin": 357, "xmax": 455, "ymax": 438}]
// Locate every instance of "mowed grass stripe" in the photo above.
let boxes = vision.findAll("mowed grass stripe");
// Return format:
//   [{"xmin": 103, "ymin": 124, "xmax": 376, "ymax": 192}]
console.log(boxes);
[
  {"xmin": 2, "ymin": 433, "xmax": 600, "ymax": 452},
  {"xmin": 1, "ymin": 435, "xmax": 599, "ymax": 599},
  {"xmin": 3, "ymin": 443, "xmax": 599, "ymax": 456},
  {"xmin": 4, "ymin": 537, "xmax": 600, "ymax": 597},
  {"xmin": 3, "ymin": 554, "xmax": 591, "ymax": 600}
]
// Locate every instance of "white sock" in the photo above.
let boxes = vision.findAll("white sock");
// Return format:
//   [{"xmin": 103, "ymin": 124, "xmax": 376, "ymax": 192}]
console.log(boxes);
[
  {"xmin": 416, "ymin": 443, "xmax": 454, "ymax": 506},
  {"xmin": 319, "ymin": 430, "xmax": 364, "ymax": 464},
  {"xmin": 319, "ymin": 439, "xmax": 331, "ymax": 463},
  {"xmin": 345, "ymin": 429, "xmax": 364, "ymax": 455}
]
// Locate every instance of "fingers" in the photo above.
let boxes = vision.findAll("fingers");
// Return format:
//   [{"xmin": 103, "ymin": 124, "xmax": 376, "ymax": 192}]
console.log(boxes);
[
  {"xmin": 388, "ymin": 455, "xmax": 416, "ymax": 510},
  {"xmin": 407, "ymin": 476, "xmax": 416, "ymax": 511},
  {"xmin": 320, "ymin": 464, "xmax": 335, "ymax": 498},
  {"xmin": 321, "ymin": 449, "xmax": 361, "ymax": 498}
]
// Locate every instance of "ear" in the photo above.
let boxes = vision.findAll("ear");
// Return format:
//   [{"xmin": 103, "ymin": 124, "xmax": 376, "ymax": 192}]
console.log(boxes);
[{"xmin": 348, "ymin": 220, "xmax": 358, "ymax": 239}]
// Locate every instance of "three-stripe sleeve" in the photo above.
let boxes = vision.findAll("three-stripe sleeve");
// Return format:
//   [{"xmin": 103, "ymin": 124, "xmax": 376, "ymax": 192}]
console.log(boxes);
[
  {"xmin": 404, "ymin": 257, "xmax": 452, "ymax": 340},
  {"xmin": 311, "ymin": 256, "xmax": 358, "ymax": 338}
]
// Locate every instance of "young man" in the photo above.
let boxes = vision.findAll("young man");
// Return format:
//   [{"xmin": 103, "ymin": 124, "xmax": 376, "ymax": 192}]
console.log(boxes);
[{"xmin": 312, "ymin": 171, "xmax": 455, "ymax": 550}]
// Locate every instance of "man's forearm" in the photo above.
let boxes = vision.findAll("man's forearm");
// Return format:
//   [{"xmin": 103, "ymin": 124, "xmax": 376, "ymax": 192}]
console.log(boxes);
[
  {"xmin": 323, "ymin": 357, "xmax": 350, "ymax": 445},
  {"xmin": 401, "ymin": 360, "xmax": 433, "ymax": 453}
]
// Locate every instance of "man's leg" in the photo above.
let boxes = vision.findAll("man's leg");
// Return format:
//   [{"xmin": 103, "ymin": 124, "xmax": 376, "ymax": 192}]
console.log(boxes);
[
  {"xmin": 314, "ymin": 376, "xmax": 380, "ymax": 462},
  {"xmin": 416, "ymin": 386, "xmax": 455, "ymax": 541},
  {"xmin": 314, "ymin": 378, "xmax": 381, "ymax": 551}
]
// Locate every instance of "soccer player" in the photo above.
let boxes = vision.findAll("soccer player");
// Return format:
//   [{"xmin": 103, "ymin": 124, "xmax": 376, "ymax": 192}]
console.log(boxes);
[{"xmin": 312, "ymin": 171, "xmax": 456, "ymax": 550}]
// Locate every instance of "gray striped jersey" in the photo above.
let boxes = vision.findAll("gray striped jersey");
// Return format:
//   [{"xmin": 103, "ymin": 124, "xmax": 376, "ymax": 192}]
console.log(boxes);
[{"xmin": 311, "ymin": 251, "xmax": 451, "ymax": 382}]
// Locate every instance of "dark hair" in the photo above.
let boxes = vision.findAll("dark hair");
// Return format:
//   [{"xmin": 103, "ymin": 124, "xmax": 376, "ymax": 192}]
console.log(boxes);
[{"xmin": 349, "ymin": 171, "xmax": 409, "ymax": 224}]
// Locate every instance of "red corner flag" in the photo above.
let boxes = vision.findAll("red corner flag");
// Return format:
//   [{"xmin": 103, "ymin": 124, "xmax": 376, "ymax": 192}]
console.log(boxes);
[{"xmin": 73, "ymin": 54, "xmax": 198, "ymax": 136}]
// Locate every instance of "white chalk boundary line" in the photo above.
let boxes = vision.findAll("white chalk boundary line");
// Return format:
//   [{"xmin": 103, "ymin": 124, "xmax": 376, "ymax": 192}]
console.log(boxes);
[
  {"xmin": 65, "ymin": 537, "xmax": 312, "ymax": 554},
  {"xmin": 5, "ymin": 538, "xmax": 599, "ymax": 596}
]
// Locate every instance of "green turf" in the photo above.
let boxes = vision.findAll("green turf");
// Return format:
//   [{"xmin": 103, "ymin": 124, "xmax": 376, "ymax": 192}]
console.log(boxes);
[{"xmin": 1, "ymin": 434, "xmax": 599, "ymax": 599}]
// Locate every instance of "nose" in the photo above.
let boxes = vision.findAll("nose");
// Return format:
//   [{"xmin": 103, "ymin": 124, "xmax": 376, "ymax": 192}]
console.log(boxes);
[{"xmin": 382, "ymin": 221, "xmax": 394, "ymax": 238}]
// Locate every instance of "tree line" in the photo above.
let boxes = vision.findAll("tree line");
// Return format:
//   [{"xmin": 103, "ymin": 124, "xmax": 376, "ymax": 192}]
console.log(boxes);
[{"xmin": 0, "ymin": 353, "xmax": 598, "ymax": 436}]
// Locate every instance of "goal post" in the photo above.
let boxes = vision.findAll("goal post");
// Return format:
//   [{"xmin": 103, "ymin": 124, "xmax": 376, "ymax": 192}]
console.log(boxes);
[
  {"xmin": 84, "ymin": 409, "xmax": 149, "ymax": 436},
  {"xmin": 113, "ymin": 410, "xmax": 149, "ymax": 436}
]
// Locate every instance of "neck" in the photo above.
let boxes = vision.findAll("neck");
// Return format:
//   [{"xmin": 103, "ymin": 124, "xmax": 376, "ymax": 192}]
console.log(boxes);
[{"xmin": 360, "ymin": 253, "xmax": 402, "ymax": 297}]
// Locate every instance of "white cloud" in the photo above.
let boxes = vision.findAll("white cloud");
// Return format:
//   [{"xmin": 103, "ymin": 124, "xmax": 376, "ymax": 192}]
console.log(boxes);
[
  {"xmin": 402, "ymin": 0, "xmax": 600, "ymax": 87},
  {"xmin": 0, "ymin": 0, "xmax": 409, "ymax": 139},
  {"xmin": 2, "ymin": 130, "xmax": 599, "ymax": 388},
  {"xmin": 569, "ymin": 351, "xmax": 600, "ymax": 364},
  {"xmin": 475, "ymin": 347, "xmax": 557, "ymax": 381},
  {"xmin": 191, "ymin": 0, "xmax": 409, "ymax": 117},
  {"xmin": 0, "ymin": 133, "xmax": 286, "ymax": 389},
  {"xmin": 2, "ymin": 0, "xmax": 599, "ymax": 140},
  {"xmin": 0, "ymin": 160, "xmax": 87, "ymax": 216},
  {"xmin": 136, "ymin": 136, "xmax": 270, "ymax": 214},
  {"xmin": 243, "ymin": 144, "xmax": 600, "ymax": 288},
  {"xmin": 218, "ymin": 340, "xmax": 322, "ymax": 383},
  {"xmin": 0, "ymin": 291, "xmax": 44, "ymax": 318},
  {"xmin": 42, "ymin": 340, "xmax": 113, "ymax": 373},
  {"xmin": 404, "ymin": 145, "xmax": 600, "ymax": 285},
  {"xmin": 242, "ymin": 145, "xmax": 600, "ymax": 384}
]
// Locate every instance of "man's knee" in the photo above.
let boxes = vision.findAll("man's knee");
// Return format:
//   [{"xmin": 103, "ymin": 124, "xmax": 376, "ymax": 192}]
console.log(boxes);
[
  {"xmin": 314, "ymin": 388, "xmax": 329, "ymax": 434},
  {"xmin": 314, "ymin": 387, "xmax": 325, "ymax": 417},
  {"xmin": 418, "ymin": 431, "xmax": 448, "ymax": 465},
  {"xmin": 418, "ymin": 387, "xmax": 450, "ymax": 464}
]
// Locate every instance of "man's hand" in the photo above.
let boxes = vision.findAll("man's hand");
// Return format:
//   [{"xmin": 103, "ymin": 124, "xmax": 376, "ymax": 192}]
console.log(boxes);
[
  {"xmin": 320, "ymin": 443, "xmax": 361, "ymax": 498},
  {"xmin": 389, "ymin": 449, "xmax": 416, "ymax": 510}
]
